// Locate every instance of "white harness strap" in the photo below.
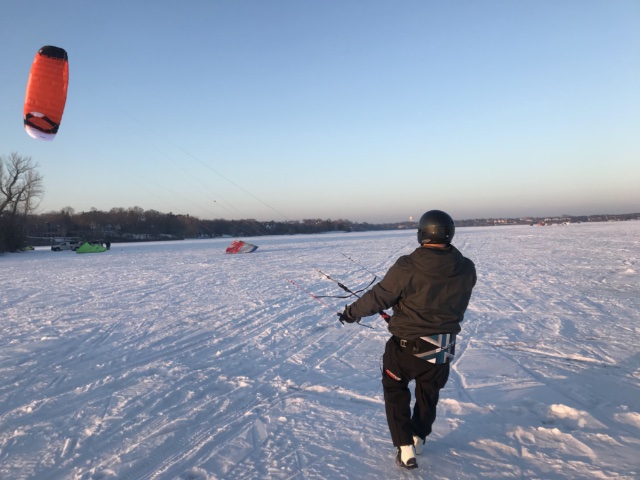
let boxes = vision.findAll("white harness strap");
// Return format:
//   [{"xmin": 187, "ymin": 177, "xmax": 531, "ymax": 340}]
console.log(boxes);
[{"xmin": 414, "ymin": 334, "xmax": 456, "ymax": 364}]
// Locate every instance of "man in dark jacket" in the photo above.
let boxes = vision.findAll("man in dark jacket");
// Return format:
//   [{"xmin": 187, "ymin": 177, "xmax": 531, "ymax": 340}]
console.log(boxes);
[{"xmin": 338, "ymin": 210, "xmax": 476, "ymax": 470}]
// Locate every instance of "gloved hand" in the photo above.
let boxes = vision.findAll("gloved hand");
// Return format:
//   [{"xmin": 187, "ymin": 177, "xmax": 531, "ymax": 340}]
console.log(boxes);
[{"xmin": 337, "ymin": 305, "xmax": 359, "ymax": 324}]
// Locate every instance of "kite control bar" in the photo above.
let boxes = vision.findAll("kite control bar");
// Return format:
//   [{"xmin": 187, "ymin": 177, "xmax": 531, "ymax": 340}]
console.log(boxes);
[
  {"xmin": 285, "ymin": 277, "xmax": 374, "ymax": 329},
  {"xmin": 317, "ymin": 270, "xmax": 391, "ymax": 323}
]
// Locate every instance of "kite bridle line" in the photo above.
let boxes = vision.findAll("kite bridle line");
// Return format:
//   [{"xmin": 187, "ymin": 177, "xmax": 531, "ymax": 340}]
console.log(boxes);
[
  {"xmin": 339, "ymin": 252, "xmax": 380, "ymax": 279},
  {"xmin": 123, "ymin": 112, "xmax": 412, "ymax": 316},
  {"xmin": 312, "ymin": 238, "xmax": 416, "ymax": 322},
  {"xmin": 285, "ymin": 277, "xmax": 374, "ymax": 329},
  {"xmin": 314, "ymin": 269, "xmax": 376, "ymax": 298},
  {"xmin": 315, "ymin": 269, "xmax": 391, "ymax": 322},
  {"xmin": 330, "ymin": 237, "xmax": 414, "ymax": 291}
]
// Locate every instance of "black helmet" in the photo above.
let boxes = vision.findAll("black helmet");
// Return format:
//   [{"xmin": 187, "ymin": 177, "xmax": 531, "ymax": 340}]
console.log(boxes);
[{"xmin": 417, "ymin": 210, "xmax": 455, "ymax": 244}]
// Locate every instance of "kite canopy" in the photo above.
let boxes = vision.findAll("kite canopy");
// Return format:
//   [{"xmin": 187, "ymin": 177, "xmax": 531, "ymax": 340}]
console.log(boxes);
[
  {"xmin": 76, "ymin": 242, "xmax": 107, "ymax": 254},
  {"xmin": 24, "ymin": 46, "xmax": 69, "ymax": 141},
  {"xmin": 225, "ymin": 240, "xmax": 258, "ymax": 254}
]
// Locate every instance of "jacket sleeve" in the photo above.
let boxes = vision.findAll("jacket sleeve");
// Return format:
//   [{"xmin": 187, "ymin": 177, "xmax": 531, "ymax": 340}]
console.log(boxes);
[{"xmin": 347, "ymin": 257, "xmax": 408, "ymax": 318}]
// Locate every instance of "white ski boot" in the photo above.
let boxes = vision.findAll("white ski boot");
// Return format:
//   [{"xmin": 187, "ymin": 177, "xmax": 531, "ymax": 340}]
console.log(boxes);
[
  {"xmin": 395, "ymin": 445, "xmax": 418, "ymax": 470},
  {"xmin": 413, "ymin": 435, "xmax": 425, "ymax": 455}
]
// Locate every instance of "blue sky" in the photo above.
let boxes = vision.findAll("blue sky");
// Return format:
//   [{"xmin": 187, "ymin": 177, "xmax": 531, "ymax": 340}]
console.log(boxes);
[{"xmin": 1, "ymin": 1, "xmax": 639, "ymax": 223}]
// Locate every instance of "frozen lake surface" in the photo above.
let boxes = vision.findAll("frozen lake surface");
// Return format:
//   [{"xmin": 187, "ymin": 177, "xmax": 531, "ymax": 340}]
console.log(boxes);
[{"xmin": 1, "ymin": 222, "xmax": 639, "ymax": 479}]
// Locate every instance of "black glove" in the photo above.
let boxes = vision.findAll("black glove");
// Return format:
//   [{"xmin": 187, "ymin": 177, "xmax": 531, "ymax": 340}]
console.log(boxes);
[{"xmin": 337, "ymin": 305, "xmax": 359, "ymax": 324}]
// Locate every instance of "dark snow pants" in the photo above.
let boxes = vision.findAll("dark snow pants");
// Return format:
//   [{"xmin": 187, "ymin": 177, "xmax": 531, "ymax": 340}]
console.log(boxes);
[{"xmin": 382, "ymin": 336, "xmax": 450, "ymax": 447}]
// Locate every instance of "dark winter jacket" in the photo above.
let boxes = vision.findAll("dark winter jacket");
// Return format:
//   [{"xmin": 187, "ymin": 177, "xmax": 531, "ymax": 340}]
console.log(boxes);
[{"xmin": 348, "ymin": 245, "xmax": 476, "ymax": 339}]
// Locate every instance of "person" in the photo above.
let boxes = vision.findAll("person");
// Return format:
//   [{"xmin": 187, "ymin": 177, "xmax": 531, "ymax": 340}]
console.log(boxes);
[{"xmin": 338, "ymin": 210, "xmax": 476, "ymax": 470}]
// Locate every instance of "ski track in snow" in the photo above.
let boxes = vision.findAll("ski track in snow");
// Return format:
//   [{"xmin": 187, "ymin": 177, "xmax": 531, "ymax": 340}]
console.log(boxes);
[{"xmin": 1, "ymin": 224, "xmax": 639, "ymax": 479}]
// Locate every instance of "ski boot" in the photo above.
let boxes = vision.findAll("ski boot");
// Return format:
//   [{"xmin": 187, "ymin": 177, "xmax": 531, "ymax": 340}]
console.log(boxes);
[{"xmin": 395, "ymin": 445, "xmax": 418, "ymax": 470}]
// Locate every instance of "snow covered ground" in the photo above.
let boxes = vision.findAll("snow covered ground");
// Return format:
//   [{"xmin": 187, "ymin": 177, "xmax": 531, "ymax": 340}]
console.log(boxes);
[{"xmin": 1, "ymin": 222, "xmax": 639, "ymax": 480}]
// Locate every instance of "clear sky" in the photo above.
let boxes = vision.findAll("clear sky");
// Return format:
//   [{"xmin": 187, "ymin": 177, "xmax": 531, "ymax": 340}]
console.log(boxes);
[{"xmin": 1, "ymin": 1, "xmax": 639, "ymax": 223}]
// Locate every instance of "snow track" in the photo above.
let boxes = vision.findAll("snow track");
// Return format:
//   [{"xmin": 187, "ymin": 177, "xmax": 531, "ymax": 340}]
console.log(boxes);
[{"xmin": 1, "ymin": 225, "xmax": 639, "ymax": 479}]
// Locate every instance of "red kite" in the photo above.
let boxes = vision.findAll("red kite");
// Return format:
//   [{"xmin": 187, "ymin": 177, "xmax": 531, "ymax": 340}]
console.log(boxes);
[{"xmin": 24, "ymin": 46, "xmax": 69, "ymax": 141}]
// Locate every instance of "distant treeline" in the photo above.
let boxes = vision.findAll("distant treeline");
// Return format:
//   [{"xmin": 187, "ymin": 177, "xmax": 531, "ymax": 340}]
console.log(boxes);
[
  {"xmin": 456, "ymin": 212, "xmax": 640, "ymax": 227},
  {"xmin": 22, "ymin": 206, "xmax": 415, "ymax": 246},
  {"xmin": 14, "ymin": 207, "xmax": 640, "ymax": 248}
]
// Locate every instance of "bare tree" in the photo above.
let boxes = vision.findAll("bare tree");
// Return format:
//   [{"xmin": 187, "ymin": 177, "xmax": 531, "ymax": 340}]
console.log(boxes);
[
  {"xmin": 0, "ymin": 152, "xmax": 44, "ymax": 251},
  {"xmin": 0, "ymin": 152, "xmax": 44, "ymax": 216}
]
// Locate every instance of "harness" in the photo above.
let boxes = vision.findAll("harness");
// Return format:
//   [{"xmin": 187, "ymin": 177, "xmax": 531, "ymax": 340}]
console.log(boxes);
[{"xmin": 393, "ymin": 333, "xmax": 456, "ymax": 364}]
